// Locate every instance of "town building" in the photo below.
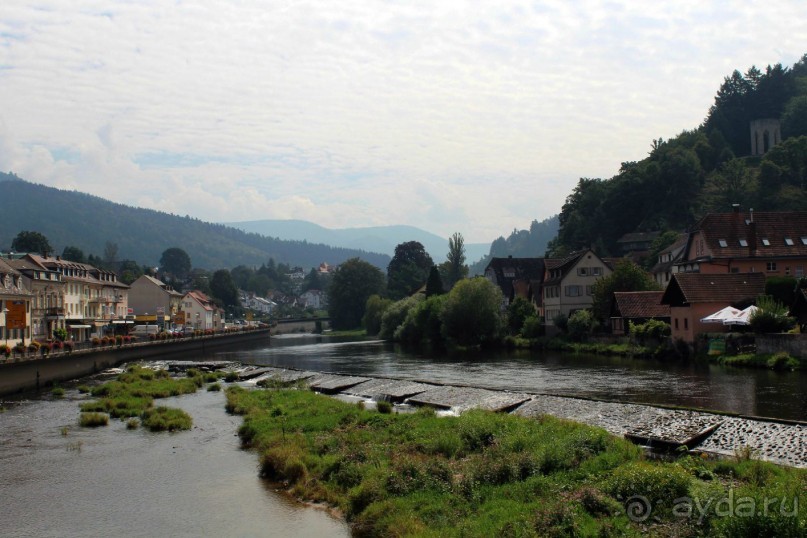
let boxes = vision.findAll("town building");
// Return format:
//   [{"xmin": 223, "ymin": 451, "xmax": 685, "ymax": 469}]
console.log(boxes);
[
  {"xmin": 0, "ymin": 258, "xmax": 33, "ymax": 346},
  {"xmin": 650, "ymin": 234, "xmax": 687, "ymax": 286},
  {"xmin": 609, "ymin": 291, "xmax": 670, "ymax": 335},
  {"xmin": 24, "ymin": 255, "xmax": 129, "ymax": 341},
  {"xmin": 660, "ymin": 272, "xmax": 766, "ymax": 344},
  {"xmin": 128, "ymin": 275, "xmax": 184, "ymax": 326},
  {"xmin": 542, "ymin": 249, "xmax": 612, "ymax": 326},
  {"xmin": 484, "ymin": 256, "xmax": 545, "ymax": 312},
  {"xmin": 675, "ymin": 208, "xmax": 807, "ymax": 277},
  {"xmin": 181, "ymin": 290, "xmax": 224, "ymax": 331},
  {"xmin": 6, "ymin": 256, "xmax": 65, "ymax": 341}
]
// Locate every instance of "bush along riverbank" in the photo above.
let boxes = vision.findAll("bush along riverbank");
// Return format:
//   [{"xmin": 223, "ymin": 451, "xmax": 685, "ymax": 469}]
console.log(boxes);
[
  {"xmin": 714, "ymin": 351, "xmax": 806, "ymax": 371},
  {"xmin": 226, "ymin": 387, "xmax": 806, "ymax": 537},
  {"xmin": 77, "ymin": 365, "xmax": 223, "ymax": 432}
]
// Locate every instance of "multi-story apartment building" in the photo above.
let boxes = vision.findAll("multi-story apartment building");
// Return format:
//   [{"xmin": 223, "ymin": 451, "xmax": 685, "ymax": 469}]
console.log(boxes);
[
  {"xmin": 0, "ymin": 258, "xmax": 33, "ymax": 346},
  {"xmin": 7, "ymin": 257, "xmax": 65, "ymax": 341}
]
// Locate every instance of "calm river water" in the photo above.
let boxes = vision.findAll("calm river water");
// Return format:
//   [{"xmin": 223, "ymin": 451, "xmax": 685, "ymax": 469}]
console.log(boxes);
[
  {"xmin": 225, "ymin": 335, "xmax": 806, "ymax": 421},
  {"xmin": 0, "ymin": 385, "xmax": 349, "ymax": 537}
]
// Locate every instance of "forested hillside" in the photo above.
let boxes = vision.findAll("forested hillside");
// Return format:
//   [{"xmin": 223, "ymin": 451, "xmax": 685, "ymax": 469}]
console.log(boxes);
[
  {"xmin": 549, "ymin": 54, "xmax": 807, "ymax": 257},
  {"xmin": 0, "ymin": 174, "xmax": 390, "ymax": 270},
  {"xmin": 469, "ymin": 215, "xmax": 559, "ymax": 275}
]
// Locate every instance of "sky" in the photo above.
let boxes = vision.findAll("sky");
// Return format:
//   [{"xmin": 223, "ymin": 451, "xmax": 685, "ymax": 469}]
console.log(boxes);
[{"xmin": 1, "ymin": 1, "xmax": 805, "ymax": 244}]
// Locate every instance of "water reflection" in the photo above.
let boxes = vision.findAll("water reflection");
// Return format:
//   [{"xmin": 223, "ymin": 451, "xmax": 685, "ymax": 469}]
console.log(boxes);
[{"xmin": 223, "ymin": 335, "xmax": 806, "ymax": 421}]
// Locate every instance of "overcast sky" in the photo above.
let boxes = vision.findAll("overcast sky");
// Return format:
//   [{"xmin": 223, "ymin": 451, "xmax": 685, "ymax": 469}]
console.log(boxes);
[{"xmin": 1, "ymin": 1, "xmax": 805, "ymax": 243}]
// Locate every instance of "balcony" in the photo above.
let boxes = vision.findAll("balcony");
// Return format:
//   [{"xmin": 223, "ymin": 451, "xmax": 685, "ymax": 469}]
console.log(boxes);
[{"xmin": 45, "ymin": 307, "xmax": 65, "ymax": 319}]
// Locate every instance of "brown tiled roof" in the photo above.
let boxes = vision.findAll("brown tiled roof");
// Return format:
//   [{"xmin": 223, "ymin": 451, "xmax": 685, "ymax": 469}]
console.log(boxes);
[
  {"xmin": 694, "ymin": 211, "xmax": 807, "ymax": 259},
  {"xmin": 485, "ymin": 257, "xmax": 545, "ymax": 298},
  {"xmin": 661, "ymin": 272, "xmax": 766, "ymax": 306},
  {"xmin": 613, "ymin": 291, "xmax": 669, "ymax": 319}
]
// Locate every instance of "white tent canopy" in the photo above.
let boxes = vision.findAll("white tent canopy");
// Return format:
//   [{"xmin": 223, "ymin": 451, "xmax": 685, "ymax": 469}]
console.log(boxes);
[
  {"xmin": 700, "ymin": 306, "xmax": 742, "ymax": 323},
  {"xmin": 722, "ymin": 305, "xmax": 760, "ymax": 326}
]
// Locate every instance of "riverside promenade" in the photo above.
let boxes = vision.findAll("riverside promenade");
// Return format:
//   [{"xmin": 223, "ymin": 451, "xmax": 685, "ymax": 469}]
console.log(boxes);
[
  {"xmin": 234, "ymin": 365, "xmax": 806, "ymax": 469},
  {"xmin": 0, "ymin": 328, "xmax": 270, "ymax": 397}
]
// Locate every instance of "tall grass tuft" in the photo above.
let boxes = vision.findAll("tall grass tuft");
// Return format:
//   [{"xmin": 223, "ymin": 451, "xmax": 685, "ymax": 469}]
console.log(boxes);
[
  {"xmin": 79, "ymin": 412, "xmax": 109, "ymax": 427},
  {"xmin": 141, "ymin": 406, "xmax": 192, "ymax": 432}
]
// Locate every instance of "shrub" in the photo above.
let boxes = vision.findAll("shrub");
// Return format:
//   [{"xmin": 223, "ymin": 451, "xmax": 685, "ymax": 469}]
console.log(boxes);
[
  {"xmin": 141, "ymin": 406, "xmax": 192, "ymax": 431},
  {"xmin": 40, "ymin": 343, "xmax": 51, "ymax": 355},
  {"xmin": 207, "ymin": 383, "xmax": 222, "ymax": 392},
  {"xmin": 28, "ymin": 341, "xmax": 41, "ymax": 353},
  {"xmin": 630, "ymin": 318, "xmax": 671, "ymax": 343},
  {"xmin": 63, "ymin": 341, "xmax": 74, "ymax": 353},
  {"xmin": 79, "ymin": 412, "xmax": 109, "ymax": 427},
  {"xmin": 91, "ymin": 337, "xmax": 101, "ymax": 347},
  {"xmin": 53, "ymin": 327, "xmax": 68, "ymax": 341},
  {"xmin": 1, "ymin": 344, "xmax": 11, "ymax": 357},
  {"xmin": 51, "ymin": 386, "xmax": 65, "ymax": 398},
  {"xmin": 126, "ymin": 418, "xmax": 140, "ymax": 429},
  {"xmin": 750, "ymin": 296, "xmax": 795, "ymax": 334},
  {"xmin": 520, "ymin": 315, "xmax": 544, "ymax": 338},
  {"xmin": 115, "ymin": 335, "xmax": 123, "ymax": 346},
  {"xmin": 376, "ymin": 400, "xmax": 393, "ymax": 414},
  {"xmin": 607, "ymin": 461, "xmax": 690, "ymax": 513},
  {"xmin": 553, "ymin": 312, "xmax": 568, "ymax": 333},
  {"xmin": 440, "ymin": 278, "xmax": 504, "ymax": 347},
  {"xmin": 379, "ymin": 296, "xmax": 421, "ymax": 340},
  {"xmin": 363, "ymin": 295, "xmax": 393, "ymax": 336},
  {"xmin": 224, "ymin": 371, "xmax": 239, "ymax": 383},
  {"xmin": 567, "ymin": 310, "xmax": 594, "ymax": 341}
]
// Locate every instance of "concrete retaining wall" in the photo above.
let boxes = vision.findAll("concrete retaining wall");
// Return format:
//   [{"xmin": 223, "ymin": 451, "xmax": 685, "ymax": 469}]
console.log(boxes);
[
  {"xmin": 756, "ymin": 333, "xmax": 807, "ymax": 358},
  {"xmin": 0, "ymin": 330, "xmax": 270, "ymax": 397}
]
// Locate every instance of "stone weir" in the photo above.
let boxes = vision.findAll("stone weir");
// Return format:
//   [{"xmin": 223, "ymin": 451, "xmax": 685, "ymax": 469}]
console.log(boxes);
[
  {"xmin": 237, "ymin": 366, "xmax": 806, "ymax": 469},
  {"xmin": 0, "ymin": 329, "xmax": 271, "ymax": 397}
]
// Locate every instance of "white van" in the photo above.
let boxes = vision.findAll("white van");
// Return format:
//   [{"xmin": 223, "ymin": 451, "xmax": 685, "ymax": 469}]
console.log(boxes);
[{"xmin": 131, "ymin": 324, "xmax": 160, "ymax": 337}]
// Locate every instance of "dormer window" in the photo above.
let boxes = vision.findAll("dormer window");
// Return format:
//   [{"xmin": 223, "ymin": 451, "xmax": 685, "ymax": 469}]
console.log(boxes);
[
  {"xmin": 739, "ymin": 239, "xmax": 748, "ymax": 247},
  {"xmin": 785, "ymin": 238, "xmax": 794, "ymax": 246},
  {"xmin": 718, "ymin": 239, "xmax": 728, "ymax": 248},
  {"xmin": 801, "ymin": 237, "xmax": 807, "ymax": 245},
  {"xmin": 762, "ymin": 238, "xmax": 770, "ymax": 246}
]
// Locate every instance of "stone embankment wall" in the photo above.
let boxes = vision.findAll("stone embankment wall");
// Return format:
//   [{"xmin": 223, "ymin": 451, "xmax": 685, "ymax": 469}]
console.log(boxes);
[
  {"xmin": 0, "ymin": 330, "xmax": 270, "ymax": 397},
  {"xmin": 756, "ymin": 333, "xmax": 807, "ymax": 358}
]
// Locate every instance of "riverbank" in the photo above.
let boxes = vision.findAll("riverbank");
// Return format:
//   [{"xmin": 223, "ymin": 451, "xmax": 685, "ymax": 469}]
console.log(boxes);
[
  {"xmin": 0, "ymin": 328, "xmax": 270, "ymax": 397},
  {"xmin": 226, "ymin": 386, "xmax": 806, "ymax": 537}
]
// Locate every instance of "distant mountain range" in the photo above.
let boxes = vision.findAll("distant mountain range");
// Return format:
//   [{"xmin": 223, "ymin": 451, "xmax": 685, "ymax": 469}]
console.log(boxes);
[
  {"xmin": 224, "ymin": 219, "xmax": 492, "ymax": 264},
  {"xmin": 0, "ymin": 173, "xmax": 390, "ymax": 270}
]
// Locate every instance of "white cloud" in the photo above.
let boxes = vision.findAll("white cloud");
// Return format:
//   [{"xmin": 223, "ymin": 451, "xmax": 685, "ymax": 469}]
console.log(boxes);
[{"xmin": 1, "ymin": 0, "xmax": 806, "ymax": 243}]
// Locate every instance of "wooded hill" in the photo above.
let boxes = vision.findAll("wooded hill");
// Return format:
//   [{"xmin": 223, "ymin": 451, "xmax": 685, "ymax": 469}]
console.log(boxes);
[
  {"xmin": 549, "ymin": 54, "xmax": 807, "ymax": 257},
  {"xmin": 0, "ymin": 173, "xmax": 390, "ymax": 270},
  {"xmin": 469, "ymin": 215, "xmax": 559, "ymax": 275}
]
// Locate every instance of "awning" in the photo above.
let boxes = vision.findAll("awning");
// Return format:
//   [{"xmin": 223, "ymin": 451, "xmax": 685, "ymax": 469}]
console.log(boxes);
[
  {"xmin": 700, "ymin": 306, "xmax": 742, "ymax": 324},
  {"xmin": 68, "ymin": 325, "xmax": 92, "ymax": 329},
  {"xmin": 111, "ymin": 320, "xmax": 136, "ymax": 324},
  {"xmin": 723, "ymin": 305, "xmax": 760, "ymax": 326}
]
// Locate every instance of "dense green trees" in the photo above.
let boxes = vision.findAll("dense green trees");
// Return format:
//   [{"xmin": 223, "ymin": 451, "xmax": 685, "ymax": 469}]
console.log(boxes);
[
  {"xmin": 328, "ymin": 258, "xmax": 386, "ymax": 330},
  {"xmin": 440, "ymin": 277, "xmax": 504, "ymax": 347},
  {"xmin": 387, "ymin": 241, "xmax": 434, "ymax": 300},
  {"xmin": 11, "ymin": 230, "xmax": 52, "ymax": 256},
  {"xmin": 61, "ymin": 245, "xmax": 86, "ymax": 263},
  {"xmin": 160, "ymin": 247, "xmax": 192, "ymax": 279},
  {"xmin": 550, "ymin": 55, "xmax": 807, "ymax": 258},
  {"xmin": 210, "ymin": 269, "xmax": 241, "ymax": 313}
]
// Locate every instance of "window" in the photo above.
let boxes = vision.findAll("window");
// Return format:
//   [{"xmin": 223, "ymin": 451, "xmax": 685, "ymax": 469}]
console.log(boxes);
[
  {"xmin": 585, "ymin": 285, "xmax": 593, "ymax": 296},
  {"xmin": 718, "ymin": 239, "xmax": 728, "ymax": 247},
  {"xmin": 684, "ymin": 318, "xmax": 688, "ymax": 330},
  {"xmin": 797, "ymin": 266, "xmax": 804, "ymax": 277},
  {"xmin": 767, "ymin": 262, "xmax": 777, "ymax": 271},
  {"xmin": 730, "ymin": 267, "xmax": 739, "ymax": 273},
  {"xmin": 592, "ymin": 267, "xmax": 602, "ymax": 276},
  {"xmin": 565, "ymin": 285, "xmax": 582, "ymax": 297},
  {"xmin": 762, "ymin": 238, "xmax": 770, "ymax": 246},
  {"xmin": 785, "ymin": 238, "xmax": 794, "ymax": 246},
  {"xmin": 802, "ymin": 237, "xmax": 807, "ymax": 245},
  {"xmin": 739, "ymin": 239, "xmax": 748, "ymax": 247},
  {"xmin": 674, "ymin": 318, "xmax": 679, "ymax": 329},
  {"xmin": 577, "ymin": 267, "xmax": 588, "ymax": 276},
  {"xmin": 786, "ymin": 266, "xmax": 791, "ymax": 276}
]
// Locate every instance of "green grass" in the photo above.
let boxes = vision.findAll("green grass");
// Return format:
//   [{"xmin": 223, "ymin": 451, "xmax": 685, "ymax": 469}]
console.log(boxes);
[
  {"xmin": 717, "ymin": 352, "xmax": 804, "ymax": 370},
  {"xmin": 207, "ymin": 382, "xmax": 222, "ymax": 392},
  {"xmin": 225, "ymin": 387, "xmax": 806, "ymax": 537},
  {"xmin": 79, "ymin": 412, "xmax": 109, "ymax": 427},
  {"xmin": 51, "ymin": 387, "xmax": 65, "ymax": 398},
  {"xmin": 79, "ymin": 364, "xmax": 198, "ymax": 431},
  {"xmin": 142, "ymin": 406, "xmax": 192, "ymax": 432}
]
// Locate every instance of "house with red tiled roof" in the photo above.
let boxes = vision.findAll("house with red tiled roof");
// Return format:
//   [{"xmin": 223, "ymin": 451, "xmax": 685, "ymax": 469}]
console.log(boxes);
[
  {"xmin": 676, "ymin": 207, "xmax": 807, "ymax": 277},
  {"xmin": 542, "ymin": 249, "xmax": 612, "ymax": 327},
  {"xmin": 610, "ymin": 291, "xmax": 670, "ymax": 335},
  {"xmin": 650, "ymin": 234, "xmax": 688, "ymax": 286},
  {"xmin": 660, "ymin": 272, "xmax": 766, "ymax": 343},
  {"xmin": 181, "ymin": 290, "xmax": 224, "ymax": 331}
]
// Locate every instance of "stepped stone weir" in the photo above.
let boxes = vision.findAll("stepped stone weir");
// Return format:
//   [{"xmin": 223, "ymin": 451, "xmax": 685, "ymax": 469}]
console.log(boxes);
[
  {"xmin": 343, "ymin": 378, "xmax": 431, "ymax": 402},
  {"xmin": 406, "ymin": 385, "xmax": 531, "ymax": 413},
  {"xmin": 306, "ymin": 373, "xmax": 372, "ymax": 394},
  {"xmin": 244, "ymin": 367, "xmax": 316, "ymax": 383}
]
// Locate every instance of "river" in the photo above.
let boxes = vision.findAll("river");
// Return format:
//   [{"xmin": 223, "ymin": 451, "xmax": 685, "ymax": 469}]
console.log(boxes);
[
  {"xmin": 223, "ymin": 334, "xmax": 806, "ymax": 421},
  {"xmin": 0, "ymin": 384, "xmax": 349, "ymax": 538},
  {"xmin": 2, "ymin": 334, "xmax": 804, "ymax": 537}
]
